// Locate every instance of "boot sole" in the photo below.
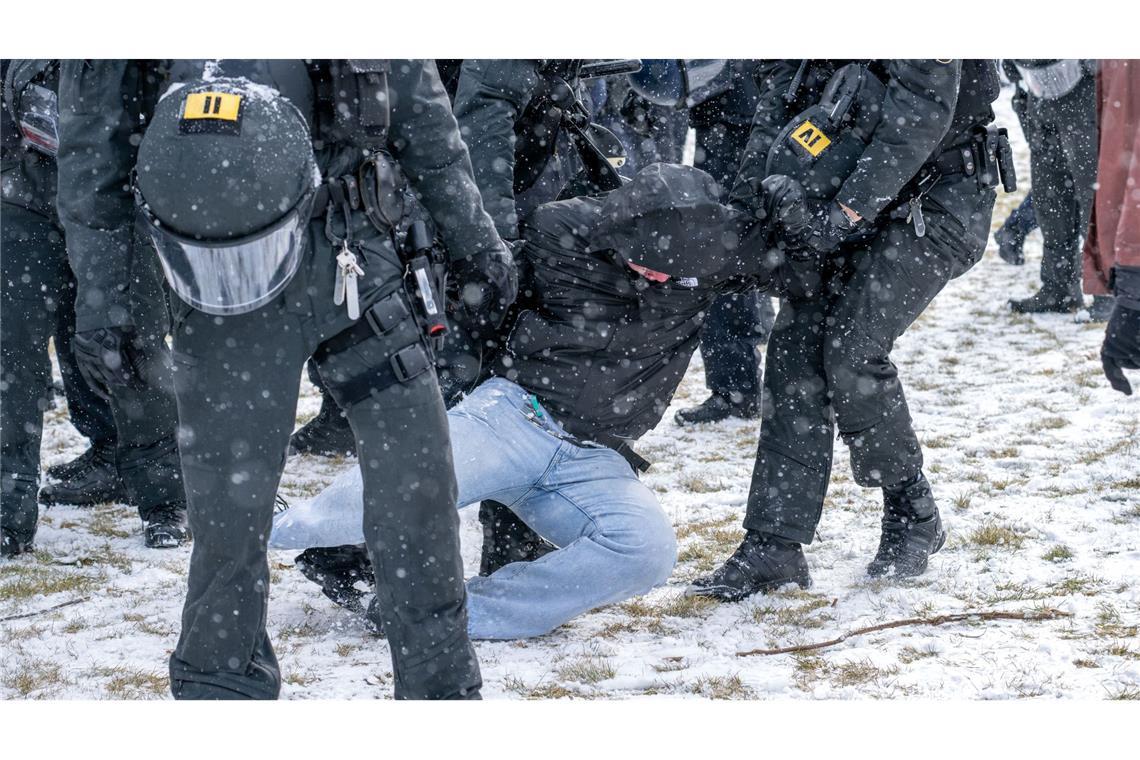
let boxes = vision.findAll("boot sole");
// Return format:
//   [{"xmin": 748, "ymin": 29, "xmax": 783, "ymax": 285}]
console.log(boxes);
[{"xmin": 685, "ymin": 573, "xmax": 812, "ymax": 602}]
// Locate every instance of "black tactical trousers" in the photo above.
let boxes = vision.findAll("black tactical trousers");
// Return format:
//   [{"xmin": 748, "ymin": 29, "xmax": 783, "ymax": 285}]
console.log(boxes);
[
  {"xmin": 695, "ymin": 119, "xmax": 775, "ymax": 403},
  {"xmin": 744, "ymin": 180, "xmax": 995, "ymax": 544},
  {"xmin": 1, "ymin": 207, "xmax": 177, "ymax": 548},
  {"xmin": 168, "ymin": 221, "xmax": 479, "ymax": 700},
  {"xmin": 1025, "ymin": 79, "xmax": 1098, "ymax": 296}
]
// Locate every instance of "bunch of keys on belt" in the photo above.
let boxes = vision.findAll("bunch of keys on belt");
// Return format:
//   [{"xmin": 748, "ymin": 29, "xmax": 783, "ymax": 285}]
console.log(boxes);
[{"xmin": 334, "ymin": 241, "xmax": 366, "ymax": 320}]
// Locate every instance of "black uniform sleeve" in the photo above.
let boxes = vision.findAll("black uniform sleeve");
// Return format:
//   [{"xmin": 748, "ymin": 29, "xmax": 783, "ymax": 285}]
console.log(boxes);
[
  {"xmin": 55, "ymin": 59, "xmax": 142, "ymax": 332},
  {"xmin": 451, "ymin": 59, "xmax": 542, "ymax": 240},
  {"xmin": 727, "ymin": 60, "xmax": 803, "ymax": 211},
  {"xmin": 386, "ymin": 59, "xmax": 508, "ymax": 263},
  {"xmin": 836, "ymin": 59, "xmax": 962, "ymax": 221}
]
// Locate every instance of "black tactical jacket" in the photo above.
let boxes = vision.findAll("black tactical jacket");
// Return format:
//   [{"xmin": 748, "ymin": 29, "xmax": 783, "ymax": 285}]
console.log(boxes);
[
  {"xmin": 494, "ymin": 197, "xmax": 769, "ymax": 444},
  {"xmin": 55, "ymin": 59, "xmax": 504, "ymax": 332},
  {"xmin": 451, "ymin": 59, "xmax": 584, "ymax": 240},
  {"xmin": 730, "ymin": 59, "xmax": 999, "ymax": 222}
]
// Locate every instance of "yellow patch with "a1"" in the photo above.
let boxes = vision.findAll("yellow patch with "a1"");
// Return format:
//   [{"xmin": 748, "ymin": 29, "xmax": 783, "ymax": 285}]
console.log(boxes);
[
  {"xmin": 182, "ymin": 91, "xmax": 242, "ymax": 122},
  {"xmin": 791, "ymin": 119, "xmax": 831, "ymax": 157}
]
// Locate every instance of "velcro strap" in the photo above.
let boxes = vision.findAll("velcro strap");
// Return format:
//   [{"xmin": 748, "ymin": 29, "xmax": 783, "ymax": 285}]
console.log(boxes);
[
  {"xmin": 391, "ymin": 344, "xmax": 431, "ymax": 382},
  {"xmin": 364, "ymin": 292, "xmax": 410, "ymax": 335}
]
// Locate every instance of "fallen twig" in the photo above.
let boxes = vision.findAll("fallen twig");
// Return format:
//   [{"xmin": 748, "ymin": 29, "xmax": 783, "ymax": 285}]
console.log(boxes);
[
  {"xmin": 0, "ymin": 596, "xmax": 90, "ymax": 623},
  {"xmin": 736, "ymin": 608, "xmax": 1072, "ymax": 657}
]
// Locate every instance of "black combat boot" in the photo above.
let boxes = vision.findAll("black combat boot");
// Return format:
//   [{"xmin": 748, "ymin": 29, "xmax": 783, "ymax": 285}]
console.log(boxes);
[
  {"xmin": 674, "ymin": 394, "xmax": 759, "ymax": 426},
  {"xmin": 1087, "ymin": 295, "xmax": 1116, "ymax": 322},
  {"xmin": 143, "ymin": 505, "xmax": 190, "ymax": 549},
  {"xmin": 1009, "ymin": 286, "xmax": 1083, "ymax": 314},
  {"xmin": 39, "ymin": 446, "xmax": 128, "ymax": 506},
  {"xmin": 46, "ymin": 442, "xmax": 113, "ymax": 482},
  {"xmin": 288, "ymin": 403, "xmax": 356, "ymax": 457},
  {"xmin": 478, "ymin": 501, "xmax": 557, "ymax": 576},
  {"xmin": 294, "ymin": 545, "xmax": 374, "ymax": 615},
  {"xmin": 1, "ymin": 528, "xmax": 34, "ymax": 558},
  {"xmin": 686, "ymin": 530, "xmax": 812, "ymax": 602},
  {"xmin": 994, "ymin": 224, "xmax": 1026, "ymax": 266},
  {"xmin": 866, "ymin": 472, "xmax": 946, "ymax": 579}
]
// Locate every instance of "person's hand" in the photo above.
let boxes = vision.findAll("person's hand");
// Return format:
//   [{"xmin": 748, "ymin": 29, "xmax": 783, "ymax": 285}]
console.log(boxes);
[
  {"xmin": 448, "ymin": 246, "xmax": 519, "ymax": 334},
  {"xmin": 781, "ymin": 200, "xmax": 863, "ymax": 256},
  {"xmin": 72, "ymin": 326, "xmax": 141, "ymax": 401},
  {"xmin": 1101, "ymin": 301, "xmax": 1140, "ymax": 395}
]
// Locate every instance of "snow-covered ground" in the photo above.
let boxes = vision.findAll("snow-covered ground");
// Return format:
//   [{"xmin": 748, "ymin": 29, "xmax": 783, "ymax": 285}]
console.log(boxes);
[{"xmin": 1, "ymin": 90, "xmax": 1137, "ymax": 700}]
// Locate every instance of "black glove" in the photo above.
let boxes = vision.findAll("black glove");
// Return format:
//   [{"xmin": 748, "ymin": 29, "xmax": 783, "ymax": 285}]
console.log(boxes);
[
  {"xmin": 781, "ymin": 200, "xmax": 862, "ymax": 256},
  {"xmin": 752, "ymin": 176, "xmax": 825, "ymax": 300},
  {"xmin": 72, "ymin": 325, "xmax": 141, "ymax": 402},
  {"xmin": 619, "ymin": 89, "xmax": 656, "ymax": 138},
  {"xmin": 448, "ymin": 246, "xmax": 519, "ymax": 334},
  {"xmin": 1101, "ymin": 301, "xmax": 1140, "ymax": 396}
]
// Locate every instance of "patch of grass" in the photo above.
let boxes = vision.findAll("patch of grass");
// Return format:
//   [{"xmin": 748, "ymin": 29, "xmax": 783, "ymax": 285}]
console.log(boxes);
[
  {"xmin": 951, "ymin": 490, "xmax": 975, "ymax": 511},
  {"xmin": 95, "ymin": 667, "xmax": 168, "ymax": 699},
  {"xmin": 1106, "ymin": 685, "xmax": 1140, "ymax": 700},
  {"xmin": 87, "ymin": 510, "xmax": 133, "ymax": 539},
  {"xmin": 675, "ymin": 515, "xmax": 737, "ymax": 540},
  {"xmin": 2, "ymin": 660, "xmax": 69, "ymax": 697},
  {"xmin": 0, "ymin": 564, "xmax": 102, "ymax": 602},
  {"xmin": 502, "ymin": 676, "xmax": 581, "ymax": 700},
  {"xmin": 898, "ymin": 645, "xmax": 940, "ymax": 664},
  {"xmin": 334, "ymin": 643, "xmax": 359, "ymax": 658},
  {"xmin": 750, "ymin": 594, "xmax": 835, "ymax": 629},
  {"xmin": 988, "ymin": 446, "xmax": 1019, "ymax": 459},
  {"xmin": 557, "ymin": 656, "xmax": 616, "ymax": 685},
  {"xmin": 1047, "ymin": 573, "xmax": 1105, "ymax": 597},
  {"xmin": 690, "ymin": 674, "xmax": 754, "ymax": 699},
  {"xmin": 654, "ymin": 594, "xmax": 718, "ymax": 619},
  {"xmin": 968, "ymin": 521, "xmax": 1025, "ymax": 550},
  {"xmin": 284, "ymin": 671, "xmax": 320, "ymax": 687},
  {"xmin": 677, "ymin": 474, "xmax": 728, "ymax": 494},
  {"xmin": 1072, "ymin": 658, "xmax": 1100, "ymax": 669},
  {"xmin": 1094, "ymin": 603, "xmax": 1140, "ymax": 639},
  {"xmin": 652, "ymin": 657, "xmax": 688, "ymax": 673},
  {"xmin": 1026, "ymin": 416, "xmax": 1068, "ymax": 433},
  {"xmin": 1042, "ymin": 544, "xmax": 1073, "ymax": 563},
  {"xmin": 832, "ymin": 659, "xmax": 899, "ymax": 688}
]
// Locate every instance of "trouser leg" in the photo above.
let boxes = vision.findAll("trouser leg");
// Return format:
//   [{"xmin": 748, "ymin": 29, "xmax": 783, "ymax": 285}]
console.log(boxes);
[
  {"xmin": 317, "ymin": 308, "xmax": 479, "ymax": 700},
  {"xmin": 1029, "ymin": 91, "xmax": 1095, "ymax": 297},
  {"xmin": 824, "ymin": 222, "xmax": 961, "ymax": 489},
  {"xmin": 54, "ymin": 269, "xmax": 117, "ymax": 448},
  {"xmin": 742, "ymin": 297, "xmax": 834, "ymax": 544},
  {"xmin": 1000, "ymin": 192, "xmax": 1038, "ymax": 240},
  {"xmin": 100, "ymin": 230, "xmax": 185, "ymax": 521},
  {"xmin": 1, "ymin": 208, "xmax": 65, "ymax": 551},
  {"xmin": 169, "ymin": 309, "xmax": 305, "ymax": 699}
]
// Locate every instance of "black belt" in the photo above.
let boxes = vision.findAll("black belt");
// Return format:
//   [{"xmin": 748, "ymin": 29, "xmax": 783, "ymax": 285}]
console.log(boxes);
[
  {"xmin": 576, "ymin": 430, "xmax": 652, "ymax": 474},
  {"xmin": 311, "ymin": 175, "xmax": 362, "ymax": 220}
]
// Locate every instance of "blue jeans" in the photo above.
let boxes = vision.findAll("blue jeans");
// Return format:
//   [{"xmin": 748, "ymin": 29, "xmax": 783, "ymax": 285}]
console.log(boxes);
[{"xmin": 272, "ymin": 378, "xmax": 677, "ymax": 640}]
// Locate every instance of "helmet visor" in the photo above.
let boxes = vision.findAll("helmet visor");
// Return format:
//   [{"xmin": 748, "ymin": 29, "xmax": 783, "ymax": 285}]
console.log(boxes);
[{"xmin": 144, "ymin": 193, "xmax": 313, "ymax": 316}]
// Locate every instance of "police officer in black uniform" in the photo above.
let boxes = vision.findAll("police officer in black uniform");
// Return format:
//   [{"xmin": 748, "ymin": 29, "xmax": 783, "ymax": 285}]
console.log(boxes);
[
  {"xmin": 57, "ymin": 59, "xmax": 513, "ymax": 700},
  {"xmin": 2, "ymin": 59, "xmax": 187, "ymax": 556},
  {"xmin": 1005, "ymin": 60, "xmax": 1099, "ymax": 315},
  {"xmin": 688, "ymin": 60, "xmax": 1006, "ymax": 599}
]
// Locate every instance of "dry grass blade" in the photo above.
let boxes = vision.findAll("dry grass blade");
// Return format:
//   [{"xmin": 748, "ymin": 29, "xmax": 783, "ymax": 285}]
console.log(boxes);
[{"xmin": 0, "ymin": 596, "xmax": 90, "ymax": 623}]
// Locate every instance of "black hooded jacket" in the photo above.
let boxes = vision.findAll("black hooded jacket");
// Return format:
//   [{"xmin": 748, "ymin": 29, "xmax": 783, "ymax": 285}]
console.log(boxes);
[{"xmin": 494, "ymin": 188, "xmax": 775, "ymax": 444}]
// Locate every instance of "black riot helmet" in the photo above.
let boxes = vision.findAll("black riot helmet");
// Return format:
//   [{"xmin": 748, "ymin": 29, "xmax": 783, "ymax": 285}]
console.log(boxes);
[
  {"xmin": 135, "ymin": 77, "xmax": 319, "ymax": 316},
  {"xmin": 591, "ymin": 163, "xmax": 741, "ymax": 283},
  {"xmin": 627, "ymin": 60, "xmax": 728, "ymax": 109}
]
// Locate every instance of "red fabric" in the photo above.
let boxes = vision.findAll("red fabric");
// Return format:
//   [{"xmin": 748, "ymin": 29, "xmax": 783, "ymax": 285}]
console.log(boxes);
[{"xmin": 1084, "ymin": 60, "xmax": 1140, "ymax": 294}]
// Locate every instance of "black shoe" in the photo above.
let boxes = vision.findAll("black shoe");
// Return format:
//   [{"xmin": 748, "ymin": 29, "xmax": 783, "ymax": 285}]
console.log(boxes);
[
  {"xmin": 39, "ymin": 447, "xmax": 128, "ymax": 506},
  {"xmin": 1009, "ymin": 288, "xmax": 1082, "ymax": 314},
  {"xmin": 1, "ymin": 529, "xmax": 34, "ymax": 558},
  {"xmin": 674, "ymin": 394, "xmax": 759, "ymax": 426},
  {"xmin": 994, "ymin": 225, "xmax": 1026, "ymax": 266},
  {"xmin": 46, "ymin": 443, "xmax": 113, "ymax": 482},
  {"xmin": 143, "ymin": 507, "xmax": 189, "ymax": 549},
  {"xmin": 478, "ymin": 501, "xmax": 557, "ymax": 577},
  {"xmin": 1087, "ymin": 295, "xmax": 1116, "ymax": 323},
  {"xmin": 686, "ymin": 531, "xmax": 812, "ymax": 602},
  {"xmin": 288, "ymin": 404, "xmax": 356, "ymax": 457},
  {"xmin": 867, "ymin": 473, "xmax": 946, "ymax": 579},
  {"xmin": 294, "ymin": 545, "xmax": 374, "ymax": 616}
]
